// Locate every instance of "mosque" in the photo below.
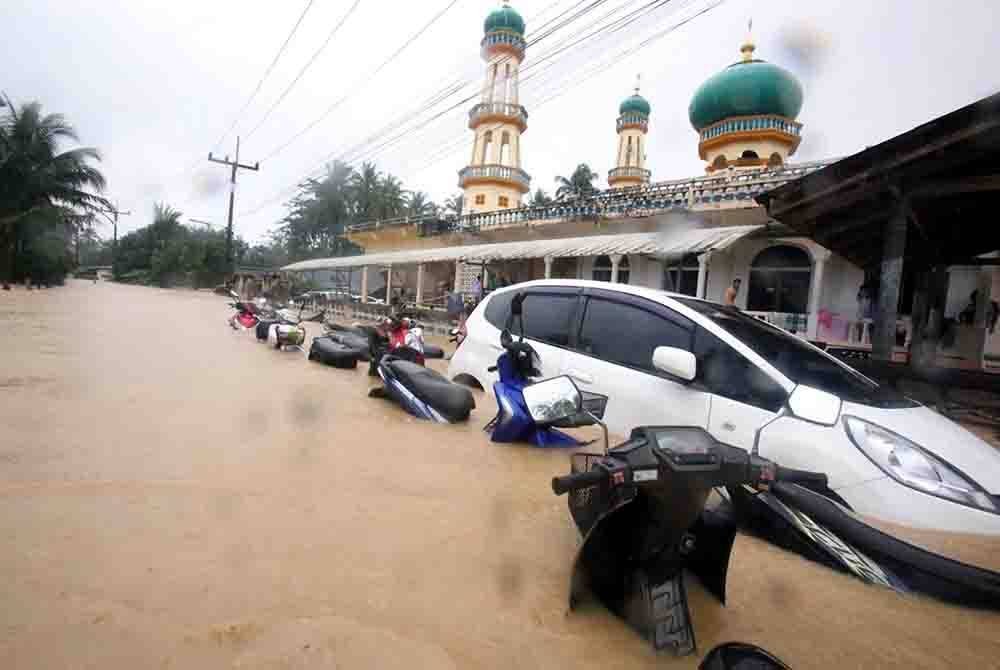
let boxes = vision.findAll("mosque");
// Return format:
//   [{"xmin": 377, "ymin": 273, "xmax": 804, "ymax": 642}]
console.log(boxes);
[{"xmin": 285, "ymin": 2, "xmax": 1000, "ymax": 363}]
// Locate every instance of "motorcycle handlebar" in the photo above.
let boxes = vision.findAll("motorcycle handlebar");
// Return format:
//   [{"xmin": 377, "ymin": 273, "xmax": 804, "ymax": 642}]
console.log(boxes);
[
  {"xmin": 551, "ymin": 469, "xmax": 606, "ymax": 496},
  {"xmin": 774, "ymin": 465, "xmax": 828, "ymax": 488}
]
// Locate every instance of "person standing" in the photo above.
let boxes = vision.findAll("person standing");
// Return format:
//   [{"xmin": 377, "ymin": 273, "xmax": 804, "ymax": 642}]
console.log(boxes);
[
  {"xmin": 471, "ymin": 274, "xmax": 483, "ymax": 303},
  {"xmin": 724, "ymin": 278, "xmax": 741, "ymax": 306}
]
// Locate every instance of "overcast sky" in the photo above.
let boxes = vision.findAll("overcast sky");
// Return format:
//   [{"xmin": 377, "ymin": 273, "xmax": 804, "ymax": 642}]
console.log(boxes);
[{"xmin": 3, "ymin": 0, "xmax": 997, "ymax": 243}]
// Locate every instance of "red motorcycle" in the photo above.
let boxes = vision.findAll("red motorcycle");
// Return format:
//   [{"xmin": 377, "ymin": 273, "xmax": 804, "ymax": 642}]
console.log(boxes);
[{"xmin": 227, "ymin": 290, "xmax": 261, "ymax": 331}]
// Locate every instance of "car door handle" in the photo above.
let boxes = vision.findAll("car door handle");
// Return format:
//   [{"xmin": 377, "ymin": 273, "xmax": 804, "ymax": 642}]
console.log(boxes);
[{"xmin": 565, "ymin": 369, "xmax": 594, "ymax": 385}]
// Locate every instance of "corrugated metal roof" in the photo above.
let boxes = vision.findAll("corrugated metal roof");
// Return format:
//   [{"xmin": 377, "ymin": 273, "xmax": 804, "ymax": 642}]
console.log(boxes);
[{"xmin": 282, "ymin": 226, "xmax": 761, "ymax": 271}]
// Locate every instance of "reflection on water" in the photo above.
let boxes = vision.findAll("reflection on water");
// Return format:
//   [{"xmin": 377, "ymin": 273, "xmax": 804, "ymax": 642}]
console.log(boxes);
[{"xmin": 0, "ymin": 281, "xmax": 998, "ymax": 669}]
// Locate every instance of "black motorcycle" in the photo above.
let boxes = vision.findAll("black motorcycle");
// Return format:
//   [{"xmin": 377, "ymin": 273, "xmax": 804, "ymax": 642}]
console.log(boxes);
[{"xmin": 544, "ymin": 379, "xmax": 1000, "ymax": 657}]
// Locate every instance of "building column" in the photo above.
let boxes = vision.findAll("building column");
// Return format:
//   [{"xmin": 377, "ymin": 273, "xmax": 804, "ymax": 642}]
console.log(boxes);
[
  {"xmin": 807, "ymin": 248, "xmax": 832, "ymax": 340},
  {"xmin": 415, "ymin": 263, "xmax": 425, "ymax": 305},
  {"xmin": 972, "ymin": 268, "xmax": 993, "ymax": 370},
  {"xmin": 360, "ymin": 266, "xmax": 369, "ymax": 304},
  {"xmin": 696, "ymin": 252, "xmax": 712, "ymax": 299},
  {"xmin": 544, "ymin": 256, "xmax": 554, "ymax": 279},
  {"xmin": 872, "ymin": 209, "xmax": 908, "ymax": 361},
  {"xmin": 610, "ymin": 254, "xmax": 622, "ymax": 283},
  {"xmin": 454, "ymin": 260, "xmax": 463, "ymax": 292},
  {"xmin": 384, "ymin": 265, "xmax": 393, "ymax": 306}
]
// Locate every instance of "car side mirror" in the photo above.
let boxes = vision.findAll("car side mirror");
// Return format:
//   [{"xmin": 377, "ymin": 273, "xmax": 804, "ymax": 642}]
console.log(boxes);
[
  {"xmin": 651, "ymin": 346, "xmax": 697, "ymax": 383},
  {"xmin": 787, "ymin": 384, "xmax": 842, "ymax": 426},
  {"xmin": 522, "ymin": 375, "xmax": 582, "ymax": 426}
]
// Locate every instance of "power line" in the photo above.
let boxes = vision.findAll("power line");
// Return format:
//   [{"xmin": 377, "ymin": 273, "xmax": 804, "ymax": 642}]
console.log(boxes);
[
  {"xmin": 210, "ymin": 0, "xmax": 320, "ymax": 152},
  {"xmin": 208, "ymin": 136, "xmax": 261, "ymax": 269},
  {"xmin": 245, "ymin": 0, "xmax": 363, "ymax": 140},
  {"xmin": 259, "ymin": 0, "xmax": 464, "ymax": 161}
]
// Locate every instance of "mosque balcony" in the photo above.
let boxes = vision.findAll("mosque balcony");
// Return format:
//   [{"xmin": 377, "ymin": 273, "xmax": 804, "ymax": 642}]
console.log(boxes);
[
  {"xmin": 616, "ymin": 113, "xmax": 649, "ymax": 133},
  {"xmin": 481, "ymin": 30, "xmax": 526, "ymax": 59},
  {"xmin": 469, "ymin": 102, "xmax": 528, "ymax": 132},
  {"xmin": 458, "ymin": 164, "xmax": 531, "ymax": 193},
  {"xmin": 607, "ymin": 166, "xmax": 651, "ymax": 185},
  {"xmin": 697, "ymin": 115, "xmax": 802, "ymax": 159}
]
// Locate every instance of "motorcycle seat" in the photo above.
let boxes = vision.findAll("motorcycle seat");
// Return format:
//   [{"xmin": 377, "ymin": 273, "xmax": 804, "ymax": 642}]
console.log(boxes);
[{"xmin": 386, "ymin": 359, "xmax": 475, "ymax": 422}]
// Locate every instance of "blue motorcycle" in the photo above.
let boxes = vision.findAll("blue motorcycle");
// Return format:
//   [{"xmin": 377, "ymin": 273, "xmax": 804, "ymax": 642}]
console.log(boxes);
[{"xmin": 485, "ymin": 293, "xmax": 607, "ymax": 447}]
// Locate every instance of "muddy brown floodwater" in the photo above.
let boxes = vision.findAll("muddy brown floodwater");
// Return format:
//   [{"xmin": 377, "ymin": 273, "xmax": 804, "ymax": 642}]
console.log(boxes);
[{"xmin": 2, "ymin": 281, "xmax": 1000, "ymax": 669}]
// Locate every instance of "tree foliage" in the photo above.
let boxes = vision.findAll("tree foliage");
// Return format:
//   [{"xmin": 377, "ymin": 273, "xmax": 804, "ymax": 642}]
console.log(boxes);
[
  {"xmin": 0, "ymin": 99, "xmax": 109, "ymax": 285},
  {"xmin": 555, "ymin": 164, "xmax": 599, "ymax": 200}
]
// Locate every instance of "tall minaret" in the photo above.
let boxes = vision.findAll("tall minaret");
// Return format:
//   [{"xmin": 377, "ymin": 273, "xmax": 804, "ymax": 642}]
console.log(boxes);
[
  {"xmin": 608, "ymin": 76, "xmax": 651, "ymax": 189},
  {"xmin": 459, "ymin": 2, "xmax": 531, "ymax": 214}
]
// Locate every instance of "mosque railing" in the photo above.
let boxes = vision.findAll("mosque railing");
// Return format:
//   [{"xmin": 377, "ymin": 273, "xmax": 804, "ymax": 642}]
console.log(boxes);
[
  {"xmin": 458, "ymin": 164, "xmax": 531, "ymax": 190},
  {"xmin": 469, "ymin": 102, "xmax": 528, "ymax": 128},
  {"xmin": 608, "ymin": 166, "xmax": 652, "ymax": 182},
  {"xmin": 346, "ymin": 161, "xmax": 836, "ymax": 237},
  {"xmin": 480, "ymin": 30, "xmax": 526, "ymax": 55},
  {"xmin": 698, "ymin": 115, "xmax": 803, "ymax": 142},
  {"xmin": 616, "ymin": 113, "xmax": 649, "ymax": 133}
]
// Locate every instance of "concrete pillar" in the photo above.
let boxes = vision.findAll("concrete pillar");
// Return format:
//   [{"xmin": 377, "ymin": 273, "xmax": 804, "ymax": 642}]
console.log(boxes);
[
  {"xmin": 544, "ymin": 256, "xmax": 554, "ymax": 279},
  {"xmin": 510, "ymin": 64, "xmax": 519, "ymax": 105},
  {"xmin": 873, "ymin": 209, "xmax": 908, "ymax": 361},
  {"xmin": 360, "ymin": 266, "xmax": 369, "ymax": 304},
  {"xmin": 454, "ymin": 260, "xmax": 463, "ymax": 292},
  {"xmin": 415, "ymin": 264, "xmax": 425, "ymax": 305},
  {"xmin": 807, "ymin": 249, "xmax": 832, "ymax": 340},
  {"xmin": 385, "ymin": 265, "xmax": 393, "ymax": 306},
  {"xmin": 972, "ymin": 268, "xmax": 993, "ymax": 369},
  {"xmin": 696, "ymin": 252, "xmax": 712, "ymax": 299},
  {"xmin": 610, "ymin": 254, "xmax": 622, "ymax": 283}
]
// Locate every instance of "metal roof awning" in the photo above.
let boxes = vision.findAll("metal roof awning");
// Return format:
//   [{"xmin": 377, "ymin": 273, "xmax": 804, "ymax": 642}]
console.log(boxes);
[{"xmin": 282, "ymin": 226, "xmax": 762, "ymax": 271}]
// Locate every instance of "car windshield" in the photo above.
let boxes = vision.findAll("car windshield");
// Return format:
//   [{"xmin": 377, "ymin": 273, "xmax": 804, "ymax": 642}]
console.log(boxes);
[{"xmin": 674, "ymin": 299, "xmax": 917, "ymax": 408}]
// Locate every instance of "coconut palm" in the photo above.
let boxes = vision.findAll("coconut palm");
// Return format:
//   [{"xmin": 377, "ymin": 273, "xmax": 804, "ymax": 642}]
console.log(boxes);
[
  {"xmin": 350, "ymin": 162, "xmax": 381, "ymax": 221},
  {"xmin": 444, "ymin": 193, "xmax": 464, "ymax": 217},
  {"xmin": 405, "ymin": 190, "xmax": 437, "ymax": 217},
  {"xmin": 529, "ymin": 188, "xmax": 554, "ymax": 207},
  {"xmin": 554, "ymin": 164, "xmax": 599, "ymax": 200},
  {"xmin": 0, "ymin": 100, "xmax": 109, "ymax": 284},
  {"xmin": 376, "ymin": 174, "xmax": 405, "ymax": 220}
]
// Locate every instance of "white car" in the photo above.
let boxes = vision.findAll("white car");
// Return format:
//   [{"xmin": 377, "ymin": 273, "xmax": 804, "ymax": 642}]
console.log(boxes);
[{"xmin": 449, "ymin": 280, "xmax": 1000, "ymax": 534}]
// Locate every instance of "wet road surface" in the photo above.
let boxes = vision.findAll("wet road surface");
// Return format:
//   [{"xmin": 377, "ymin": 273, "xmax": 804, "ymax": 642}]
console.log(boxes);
[{"xmin": 1, "ymin": 281, "xmax": 999, "ymax": 669}]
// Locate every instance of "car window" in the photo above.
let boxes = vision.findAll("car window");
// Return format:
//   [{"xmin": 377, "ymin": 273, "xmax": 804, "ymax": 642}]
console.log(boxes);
[
  {"xmin": 675, "ymin": 298, "xmax": 916, "ymax": 408},
  {"xmin": 521, "ymin": 293, "xmax": 577, "ymax": 346},
  {"xmin": 577, "ymin": 298, "xmax": 691, "ymax": 374},
  {"xmin": 693, "ymin": 327, "xmax": 787, "ymax": 412},
  {"xmin": 484, "ymin": 290, "xmax": 514, "ymax": 329}
]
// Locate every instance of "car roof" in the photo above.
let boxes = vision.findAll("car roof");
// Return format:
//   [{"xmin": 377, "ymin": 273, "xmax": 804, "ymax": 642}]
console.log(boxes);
[{"xmin": 494, "ymin": 278, "xmax": 718, "ymax": 310}]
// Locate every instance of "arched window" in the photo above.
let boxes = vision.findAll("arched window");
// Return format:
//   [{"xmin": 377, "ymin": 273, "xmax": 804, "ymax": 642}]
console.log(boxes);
[
  {"xmin": 741, "ymin": 150, "xmax": 759, "ymax": 160},
  {"xmin": 768, "ymin": 152, "xmax": 783, "ymax": 167},
  {"xmin": 625, "ymin": 137, "xmax": 633, "ymax": 167},
  {"xmin": 747, "ymin": 245, "xmax": 812, "ymax": 314},
  {"xmin": 482, "ymin": 130, "xmax": 494, "ymax": 163},
  {"xmin": 499, "ymin": 132, "xmax": 511, "ymax": 165},
  {"xmin": 663, "ymin": 254, "xmax": 699, "ymax": 295},
  {"xmin": 592, "ymin": 255, "xmax": 612, "ymax": 282},
  {"xmin": 712, "ymin": 155, "xmax": 728, "ymax": 170}
]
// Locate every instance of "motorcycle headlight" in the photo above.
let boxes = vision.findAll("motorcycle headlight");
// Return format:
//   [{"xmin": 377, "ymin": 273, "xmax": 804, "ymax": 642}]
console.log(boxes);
[{"xmin": 844, "ymin": 416, "xmax": 996, "ymax": 513}]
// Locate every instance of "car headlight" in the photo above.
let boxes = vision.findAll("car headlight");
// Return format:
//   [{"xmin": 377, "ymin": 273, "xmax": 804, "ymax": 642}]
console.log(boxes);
[{"xmin": 844, "ymin": 416, "xmax": 997, "ymax": 513}]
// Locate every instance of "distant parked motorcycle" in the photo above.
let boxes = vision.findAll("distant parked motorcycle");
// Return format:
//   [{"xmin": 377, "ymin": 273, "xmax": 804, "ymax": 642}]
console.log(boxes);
[{"xmin": 227, "ymin": 290, "xmax": 261, "ymax": 331}]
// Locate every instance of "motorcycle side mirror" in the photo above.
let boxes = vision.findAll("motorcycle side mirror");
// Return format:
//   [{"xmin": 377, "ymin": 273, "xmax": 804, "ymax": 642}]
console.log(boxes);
[
  {"xmin": 511, "ymin": 292, "xmax": 525, "ymax": 316},
  {"xmin": 699, "ymin": 643, "xmax": 791, "ymax": 670},
  {"xmin": 522, "ymin": 375, "xmax": 582, "ymax": 426}
]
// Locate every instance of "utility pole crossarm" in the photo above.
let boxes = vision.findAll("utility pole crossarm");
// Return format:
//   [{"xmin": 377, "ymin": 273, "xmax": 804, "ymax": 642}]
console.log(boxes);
[{"xmin": 206, "ymin": 136, "xmax": 260, "ymax": 272}]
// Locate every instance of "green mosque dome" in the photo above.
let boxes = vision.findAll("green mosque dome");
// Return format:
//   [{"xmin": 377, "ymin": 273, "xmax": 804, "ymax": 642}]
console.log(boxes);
[
  {"xmin": 484, "ymin": 4, "xmax": 525, "ymax": 36},
  {"xmin": 619, "ymin": 93, "xmax": 651, "ymax": 117}
]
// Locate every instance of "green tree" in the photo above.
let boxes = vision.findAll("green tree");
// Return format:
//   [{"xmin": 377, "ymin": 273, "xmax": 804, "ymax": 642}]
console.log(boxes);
[
  {"xmin": 405, "ymin": 190, "xmax": 436, "ymax": 217},
  {"xmin": 554, "ymin": 164, "xmax": 599, "ymax": 200},
  {"xmin": 350, "ymin": 162, "xmax": 380, "ymax": 221},
  {"xmin": 529, "ymin": 188, "xmax": 554, "ymax": 207},
  {"xmin": 0, "ymin": 99, "xmax": 109, "ymax": 285},
  {"xmin": 376, "ymin": 174, "xmax": 405, "ymax": 220},
  {"xmin": 444, "ymin": 193, "xmax": 464, "ymax": 217}
]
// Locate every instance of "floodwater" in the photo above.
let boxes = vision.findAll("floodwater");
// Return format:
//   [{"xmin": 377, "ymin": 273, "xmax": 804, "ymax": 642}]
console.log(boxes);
[{"xmin": 1, "ymin": 281, "xmax": 999, "ymax": 669}]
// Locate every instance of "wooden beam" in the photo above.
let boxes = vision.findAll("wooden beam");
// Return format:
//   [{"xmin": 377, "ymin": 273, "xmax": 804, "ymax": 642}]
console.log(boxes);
[{"xmin": 907, "ymin": 174, "xmax": 1000, "ymax": 199}]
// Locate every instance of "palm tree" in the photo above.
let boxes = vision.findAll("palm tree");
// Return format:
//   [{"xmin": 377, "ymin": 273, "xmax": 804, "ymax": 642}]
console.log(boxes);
[
  {"xmin": 554, "ymin": 164, "xmax": 599, "ymax": 200},
  {"xmin": 350, "ymin": 162, "xmax": 381, "ymax": 221},
  {"xmin": 376, "ymin": 174, "xmax": 405, "ymax": 220},
  {"xmin": 405, "ymin": 190, "xmax": 437, "ymax": 217},
  {"xmin": 0, "ymin": 100, "xmax": 109, "ymax": 285},
  {"xmin": 529, "ymin": 188, "xmax": 554, "ymax": 207},
  {"xmin": 444, "ymin": 193, "xmax": 464, "ymax": 217}
]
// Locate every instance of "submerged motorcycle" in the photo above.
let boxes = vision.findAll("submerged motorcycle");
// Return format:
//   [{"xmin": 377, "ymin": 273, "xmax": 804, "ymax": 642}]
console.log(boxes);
[
  {"xmin": 227, "ymin": 290, "xmax": 262, "ymax": 331},
  {"xmin": 548, "ymin": 380, "xmax": 1000, "ymax": 657},
  {"xmin": 368, "ymin": 314, "xmax": 474, "ymax": 423},
  {"xmin": 486, "ymin": 293, "xmax": 607, "ymax": 447}
]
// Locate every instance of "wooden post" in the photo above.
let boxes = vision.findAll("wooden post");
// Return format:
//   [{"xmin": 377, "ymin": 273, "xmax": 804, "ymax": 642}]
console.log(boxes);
[{"xmin": 872, "ymin": 209, "xmax": 907, "ymax": 361}]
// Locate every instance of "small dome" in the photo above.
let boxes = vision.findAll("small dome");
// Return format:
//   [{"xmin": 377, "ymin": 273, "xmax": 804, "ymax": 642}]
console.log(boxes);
[
  {"xmin": 484, "ymin": 4, "xmax": 525, "ymax": 36},
  {"xmin": 619, "ymin": 93, "xmax": 651, "ymax": 117},
  {"xmin": 688, "ymin": 51, "xmax": 803, "ymax": 131}
]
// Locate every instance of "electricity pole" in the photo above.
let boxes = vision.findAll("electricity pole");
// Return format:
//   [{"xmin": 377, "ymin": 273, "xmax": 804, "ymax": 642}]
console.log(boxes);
[
  {"xmin": 100, "ymin": 203, "xmax": 131, "ymax": 272},
  {"xmin": 208, "ymin": 136, "xmax": 259, "ymax": 273}
]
